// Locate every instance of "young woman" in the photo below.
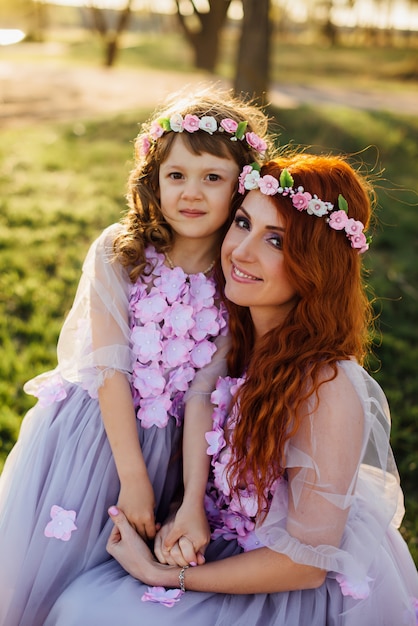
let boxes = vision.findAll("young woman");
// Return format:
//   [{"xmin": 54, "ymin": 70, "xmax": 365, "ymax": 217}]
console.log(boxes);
[
  {"xmin": 0, "ymin": 87, "xmax": 272, "ymax": 626},
  {"xmin": 45, "ymin": 153, "xmax": 418, "ymax": 625}
]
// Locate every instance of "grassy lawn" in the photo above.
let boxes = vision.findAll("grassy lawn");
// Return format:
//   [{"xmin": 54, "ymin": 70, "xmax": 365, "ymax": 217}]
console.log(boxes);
[{"xmin": 1, "ymin": 33, "xmax": 417, "ymax": 563}]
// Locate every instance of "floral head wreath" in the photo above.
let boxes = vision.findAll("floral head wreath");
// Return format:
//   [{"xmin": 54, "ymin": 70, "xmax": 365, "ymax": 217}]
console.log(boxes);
[
  {"xmin": 140, "ymin": 114, "xmax": 268, "ymax": 157},
  {"xmin": 239, "ymin": 163, "xmax": 371, "ymax": 253}
]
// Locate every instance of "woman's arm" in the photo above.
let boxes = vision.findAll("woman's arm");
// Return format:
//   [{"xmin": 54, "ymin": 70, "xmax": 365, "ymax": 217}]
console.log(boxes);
[{"xmin": 108, "ymin": 507, "xmax": 325, "ymax": 593}]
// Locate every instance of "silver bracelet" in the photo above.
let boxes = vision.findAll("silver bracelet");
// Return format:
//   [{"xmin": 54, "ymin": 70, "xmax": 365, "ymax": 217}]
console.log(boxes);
[{"xmin": 179, "ymin": 565, "xmax": 189, "ymax": 592}]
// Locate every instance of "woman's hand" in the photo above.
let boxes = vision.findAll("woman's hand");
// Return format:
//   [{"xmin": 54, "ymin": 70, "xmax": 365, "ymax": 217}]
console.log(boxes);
[
  {"xmin": 154, "ymin": 501, "xmax": 209, "ymax": 566},
  {"xmin": 107, "ymin": 506, "xmax": 177, "ymax": 585},
  {"xmin": 117, "ymin": 477, "xmax": 157, "ymax": 541}
]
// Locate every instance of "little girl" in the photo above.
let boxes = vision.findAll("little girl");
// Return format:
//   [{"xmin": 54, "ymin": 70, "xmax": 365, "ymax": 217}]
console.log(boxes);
[{"xmin": 0, "ymin": 86, "xmax": 272, "ymax": 626}]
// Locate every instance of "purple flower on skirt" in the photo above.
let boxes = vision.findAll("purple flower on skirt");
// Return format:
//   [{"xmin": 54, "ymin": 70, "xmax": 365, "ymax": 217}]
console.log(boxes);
[
  {"xmin": 141, "ymin": 587, "xmax": 183, "ymax": 607},
  {"xmin": 44, "ymin": 505, "xmax": 77, "ymax": 541}
]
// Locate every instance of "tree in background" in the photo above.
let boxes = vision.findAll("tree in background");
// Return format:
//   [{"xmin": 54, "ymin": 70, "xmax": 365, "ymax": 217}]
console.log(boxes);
[
  {"xmin": 234, "ymin": 0, "xmax": 271, "ymax": 104},
  {"xmin": 173, "ymin": 0, "xmax": 232, "ymax": 72},
  {"xmin": 88, "ymin": 0, "xmax": 134, "ymax": 67}
]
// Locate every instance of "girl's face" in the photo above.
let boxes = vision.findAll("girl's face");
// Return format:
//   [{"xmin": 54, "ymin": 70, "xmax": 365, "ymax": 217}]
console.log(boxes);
[
  {"xmin": 221, "ymin": 190, "xmax": 298, "ymax": 337},
  {"xmin": 158, "ymin": 135, "xmax": 239, "ymax": 246}
]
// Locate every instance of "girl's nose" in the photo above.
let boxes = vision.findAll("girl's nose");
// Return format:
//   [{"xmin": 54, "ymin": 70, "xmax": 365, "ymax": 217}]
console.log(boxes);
[{"xmin": 181, "ymin": 179, "xmax": 203, "ymax": 200}]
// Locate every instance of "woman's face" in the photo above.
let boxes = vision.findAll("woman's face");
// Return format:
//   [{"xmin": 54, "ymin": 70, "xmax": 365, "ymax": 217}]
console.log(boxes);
[{"xmin": 221, "ymin": 190, "xmax": 298, "ymax": 337}]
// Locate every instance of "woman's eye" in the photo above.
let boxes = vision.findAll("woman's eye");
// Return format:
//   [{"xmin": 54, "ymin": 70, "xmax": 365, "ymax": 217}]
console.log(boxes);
[
  {"xmin": 234, "ymin": 215, "xmax": 250, "ymax": 230},
  {"xmin": 268, "ymin": 234, "xmax": 283, "ymax": 250}
]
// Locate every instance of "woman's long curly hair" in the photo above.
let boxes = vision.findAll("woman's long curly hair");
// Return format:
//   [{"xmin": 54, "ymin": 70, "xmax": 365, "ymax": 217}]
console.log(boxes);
[
  {"xmin": 113, "ymin": 87, "xmax": 273, "ymax": 283},
  {"xmin": 225, "ymin": 153, "xmax": 376, "ymax": 514}
]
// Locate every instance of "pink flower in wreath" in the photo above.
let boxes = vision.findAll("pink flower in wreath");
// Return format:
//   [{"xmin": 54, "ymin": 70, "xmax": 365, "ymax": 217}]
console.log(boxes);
[
  {"xmin": 258, "ymin": 175, "xmax": 279, "ymax": 196},
  {"xmin": 149, "ymin": 121, "xmax": 164, "ymax": 140},
  {"xmin": 141, "ymin": 586, "xmax": 183, "ymax": 607},
  {"xmin": 292, "ymin": 190, "xmax": 312, "ymax": 211},
  {"xmin": 220, "ymin": 118, "xmax": 238, "ymax": 134},
  {"xmin": 183, "ymin": 114, "xmax": 200, "ymax": 132},
  {"xmin": 140, "ymin": 135, "xmax": 151, "ymax": 156},
  {"xmin": 328, "ymin": 210, "xmax": 349, "ymax": 230},
  {"xmin": 345, "ymin": 218, "xmax": 364, "ymax": 236},
  {"xmin": 349, "ymin": 231, "xmax": 369, "ymax": 253},
  {"xmin": 199, "ymin": 116, "xmax": 218, "ymax": 134},
  {"xmin": 245, "ymin": 132, "xmax": 267, "ymax": 154},
  {"xmin": 44, "ymin": 505, "xmax": 77, "ymax": 541}
]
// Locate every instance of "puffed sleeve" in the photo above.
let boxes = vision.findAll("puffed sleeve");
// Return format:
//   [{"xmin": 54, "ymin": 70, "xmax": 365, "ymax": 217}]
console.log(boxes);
[
  {"xmin": 255, "ymin": 359, "xmax": 404, "ymax": 586},
  {"xmin": 25, "ymin": 224, "xmax": 133, "ymax": 399}
]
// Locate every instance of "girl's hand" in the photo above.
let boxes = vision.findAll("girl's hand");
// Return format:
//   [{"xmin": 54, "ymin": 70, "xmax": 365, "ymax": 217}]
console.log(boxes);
[
  {"xmin": 117, "ymin": 476, "xmax": 156, "ymax": 541},
  {"xmin": 154, "ymin": 502, "xmax": 209, "ymax": 566}
]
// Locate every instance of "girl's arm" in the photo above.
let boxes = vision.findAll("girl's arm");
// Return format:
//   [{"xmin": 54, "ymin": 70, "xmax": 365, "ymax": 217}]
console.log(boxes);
[
  {"xmin": 98, "ymin": 372, "xmax": 156, "ymax": 540},
  {"xmin": 156, "ymin": 336, "xmax": 230, "ymax": 565}
]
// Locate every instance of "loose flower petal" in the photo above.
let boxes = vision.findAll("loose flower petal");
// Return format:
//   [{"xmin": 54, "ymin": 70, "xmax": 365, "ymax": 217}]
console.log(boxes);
[{"xmin": 44, "ymin": 505, "xmax": 77, "ymax": 541}]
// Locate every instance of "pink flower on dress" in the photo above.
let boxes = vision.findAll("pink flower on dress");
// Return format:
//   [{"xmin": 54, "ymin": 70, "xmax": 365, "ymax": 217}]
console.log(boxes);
[
  {"xmin": 133, "ymin": 364, "xmax": 166, "ymax": 397},
  {"xmin": 237, "ymin": 529, "xmax": 263, "ymax": 552},
  {"xmin": 163, "ymin": 301, "xmax": 195, "ymax": 338},
  {"xmin": 131, "ymin": 323, "xmax": 162, "ymax": 363},
  {"xmin": 134, "ymin": 290, "xmax": 168, "ymax": 324},
  {"xmin": 162, "ymin": 337, "xmax": 194, "ymax": 368},
  {"xmin": 166, "ymin": 365, "xmax": 195, "ymax": 393},
  {"xmin": 141, "ymin": 586, "xmax": 183, "ymax": 607},
  {"xmin": 245, "ymin": 132, "xmax": 267, "ymax": 154},
  {"xmin": 211, "ymin": 376, "xmax": 234, "ymax": 412},
  {"xmin": 205, "ymin": 427, "xmax": 226, "ymax": 455},
  {"xmin": 137, "ymin": 394, "xmax": 172, "ymax": 428},
  {"xmin": 199, "ymin": 116, "xmax": 218, "ymax": 134},
  {"xmin": 292, "ymin": 190, "xmax": 312, "ymax": 211},
  {"xmin": 155, "ymin": 267, "xmax": 187, "ymax": 303},
  {"xmin": 190, "ymin": 339, "xmax": 217, "ymax": 368},
  {"xmin": 44, "ymin": 505, "xmax": 77, "ymax": 542},
  {"xmin": 328, "ymin": 210, "xmax": 349, "ymax": 231},
  {"xmin": 183, "ymin": 114, "xmax": 200, "ymax": 132},
  {"xmin": 258, "ymin": 175, "xmax": 279, "ymax": 196},
  {"xmin": 187, "ymin": 274, "xmax": 215, "ymax": 310},
  {"xmin": 190, "ymin": 307, "xmax": 220, "ymax": 341},
  {"xmin": 230, "ymin": 486, "xmax": 258, "ymax": 518},
  {"xmin": 221, "ymin": 509, "xmax": 255, "ymax": 538},
  {"xmin": 31, "ymin": 373, "xmax": 67, "ymax": 407},
  {"xmin": 336, "ymin": 574, "xmax": 373, "ymax": 600},
  {"xmin": 220, "ymin": 118, "xmax": 238, "ymax": 134},
  {"xmin": 212, "ymin": 451, "xmax": 232, "ymax": 496}
]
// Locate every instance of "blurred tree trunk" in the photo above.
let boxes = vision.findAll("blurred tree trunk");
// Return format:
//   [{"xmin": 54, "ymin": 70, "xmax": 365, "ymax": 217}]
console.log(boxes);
[
  {"xmin": 234, "ymin": 0, "xmax": 271, "ymax": 105},
  {"xmin": 89, "ymin": 0, "xmax": 133, "ymax": 67},
  {"xmin": 174, "ymin": 0, "xmax": 232, "ymax": 72}
]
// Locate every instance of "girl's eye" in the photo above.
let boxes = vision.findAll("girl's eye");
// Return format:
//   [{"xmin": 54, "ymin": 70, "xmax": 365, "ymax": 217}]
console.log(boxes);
[
  {"xmin": 234, "ymin": 214, "xmax": 250, "ymax": 230},
  {"xmin": 169, "ymin": 172, "xmax": 183, "ymax": 180},
  {"xmin": 267, "ymin": 234, "xmax": 283, "ymax": 250},
  {"xmin": 207, "ymin": 173, "xmax": 220, "ymax": 182}
]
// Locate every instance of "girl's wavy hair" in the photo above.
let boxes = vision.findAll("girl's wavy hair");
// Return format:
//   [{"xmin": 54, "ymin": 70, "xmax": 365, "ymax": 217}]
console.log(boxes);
[
  {"xmin": 113, "ymin": 87, "xmax": 273, "ymax": 282},
  {"xmin": 225, "ymin": 153, "xmax": 376, "ymax": 515}
]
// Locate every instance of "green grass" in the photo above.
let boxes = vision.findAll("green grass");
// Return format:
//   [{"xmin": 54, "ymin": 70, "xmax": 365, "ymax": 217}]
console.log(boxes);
[{"xmin": 1, "ymin": 33, "xmax": 417, "ymax": 563}]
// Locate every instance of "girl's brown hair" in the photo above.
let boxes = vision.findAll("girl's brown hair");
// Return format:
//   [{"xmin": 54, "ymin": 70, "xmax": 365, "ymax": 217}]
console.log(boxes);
[
  {"xmin": 225, "ymin": 153, "xmax": 376, "ymax": 514},
  {"xmin": 113, "ymin": 87, "xmax": 273, "ymax": 282}
]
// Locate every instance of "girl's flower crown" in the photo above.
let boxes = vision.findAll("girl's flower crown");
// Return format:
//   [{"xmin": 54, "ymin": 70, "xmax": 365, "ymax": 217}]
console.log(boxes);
[
  {"xmin": 140, "ymin": 114, "xmax": 268, "ymax": 157},
  {"xmin": 239, "ymin": 163, "xmax": 371, "ymax": 253}
]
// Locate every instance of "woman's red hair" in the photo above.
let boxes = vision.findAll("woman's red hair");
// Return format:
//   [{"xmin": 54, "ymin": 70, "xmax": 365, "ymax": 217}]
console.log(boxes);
[{"xmin": 225, "ymin": 153, "xmax": 375, "ymax": 514}]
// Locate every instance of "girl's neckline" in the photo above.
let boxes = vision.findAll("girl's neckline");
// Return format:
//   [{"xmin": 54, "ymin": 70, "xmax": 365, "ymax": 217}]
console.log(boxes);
[{"xmin": 164, "ymin": 252, "xmax": 216, "ymax": 276}]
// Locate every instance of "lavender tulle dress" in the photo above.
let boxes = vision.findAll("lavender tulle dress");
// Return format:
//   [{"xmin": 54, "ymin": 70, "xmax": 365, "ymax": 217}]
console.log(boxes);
[
  {"xmin": 0, "ymin": 224, "xmax": 228, "ymax": 626},
  {"xmin": 45, "ymin": 361, "xmax": 418, "ymax": 626}
]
